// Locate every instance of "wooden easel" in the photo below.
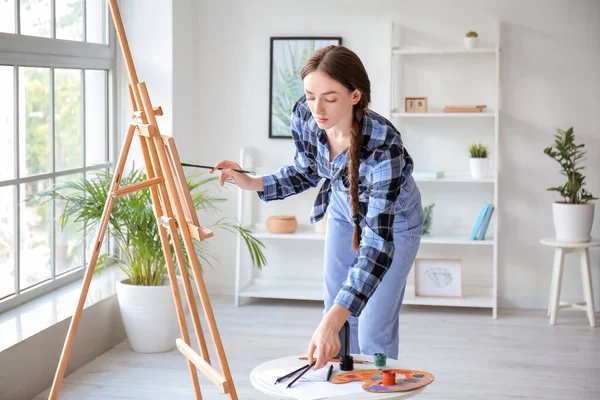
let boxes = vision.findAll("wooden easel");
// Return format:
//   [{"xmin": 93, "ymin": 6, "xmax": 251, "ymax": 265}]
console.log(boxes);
[{"xmin": 47, "ymin": 1, "xmax": 238, "ymax": 399}]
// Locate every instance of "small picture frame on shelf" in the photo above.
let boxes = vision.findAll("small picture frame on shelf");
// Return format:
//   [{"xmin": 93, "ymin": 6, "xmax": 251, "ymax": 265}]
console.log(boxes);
[
  {"xmin": 414, "ymin": 258, "xmax": 462, "ymax": 298},
  {"xmin": 404, "ymin": 96, "xmax": 428, "ymax": 113}
]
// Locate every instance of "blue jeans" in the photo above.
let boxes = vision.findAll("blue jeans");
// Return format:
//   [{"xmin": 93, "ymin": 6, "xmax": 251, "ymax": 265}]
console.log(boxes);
[{"xmin": 323, "ymin": 178, "xmax": 423, "ymax": 359}]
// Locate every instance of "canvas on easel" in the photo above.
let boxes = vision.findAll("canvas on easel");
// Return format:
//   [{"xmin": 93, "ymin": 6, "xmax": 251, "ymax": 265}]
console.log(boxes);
[{"xmin": 47, "ymin": 1, "xmax": 238, "ymax": 399}]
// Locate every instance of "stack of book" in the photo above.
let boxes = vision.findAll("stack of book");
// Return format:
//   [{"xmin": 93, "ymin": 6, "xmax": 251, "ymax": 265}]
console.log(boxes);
[
  {"xmin": 469, "ymin": 203, "xmax": 495, "ymax": 240},
  {"xmin": 443, "ymin": 104, "xmax": 487, "ymax": 113}
]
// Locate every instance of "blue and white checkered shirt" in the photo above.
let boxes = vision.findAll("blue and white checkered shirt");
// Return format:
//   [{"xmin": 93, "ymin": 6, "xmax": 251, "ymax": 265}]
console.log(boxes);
[{"xmin": 258, "ymin": 96, "xmax": 415, "ymax": 316}]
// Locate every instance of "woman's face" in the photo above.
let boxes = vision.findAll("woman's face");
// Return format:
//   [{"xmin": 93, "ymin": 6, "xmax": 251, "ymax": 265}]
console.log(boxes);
[{"xmin": 303, "ymin": 70, "xmax": 361, "ymax": 132}]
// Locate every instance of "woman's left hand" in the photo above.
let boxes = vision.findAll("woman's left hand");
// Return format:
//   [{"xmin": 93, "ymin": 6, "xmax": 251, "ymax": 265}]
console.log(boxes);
[{"xmin": 307, "ymin": 304, "xmax": 351, "ymax": 370}]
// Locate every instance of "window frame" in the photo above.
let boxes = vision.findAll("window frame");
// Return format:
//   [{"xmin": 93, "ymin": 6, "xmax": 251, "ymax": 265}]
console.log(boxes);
[{"xmin": 0, "ymin": 0, "xmax": 118, "ymax": 313}]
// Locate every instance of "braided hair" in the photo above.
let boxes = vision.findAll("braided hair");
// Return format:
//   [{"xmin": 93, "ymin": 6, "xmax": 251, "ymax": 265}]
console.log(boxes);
[{"xmin": 300, "ymin": 45, "xmax": 371, "ymax": 251}]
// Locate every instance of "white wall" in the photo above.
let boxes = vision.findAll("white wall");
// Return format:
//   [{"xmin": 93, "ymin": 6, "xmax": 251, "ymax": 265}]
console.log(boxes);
[
  {"xmin": 116, "ymin": 0, "xmax": 173, "ymax": 166},
  {"xmin": 158, "ymin": 0, "xmax": 599, "ymax": 309}
]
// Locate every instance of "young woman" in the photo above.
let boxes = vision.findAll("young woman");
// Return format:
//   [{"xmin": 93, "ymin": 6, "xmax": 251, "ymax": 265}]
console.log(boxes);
[{"xmin": 211, "ymin": 45, "xmax": 423, "ymax": 370}]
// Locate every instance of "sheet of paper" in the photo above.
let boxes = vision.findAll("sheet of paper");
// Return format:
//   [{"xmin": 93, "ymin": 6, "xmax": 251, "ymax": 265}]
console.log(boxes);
[{"xmin": 263, "ymin": 366, "xmax": 365, "ymax": 400}]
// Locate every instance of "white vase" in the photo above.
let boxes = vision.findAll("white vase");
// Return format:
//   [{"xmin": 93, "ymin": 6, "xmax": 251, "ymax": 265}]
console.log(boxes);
[
  {"xmin": 469, "ymin": 158, "xmax": 489, "ymax": 179},
  {"xmin": 464, "ymin": 37, "xmax": 479, "ymax": 49},
  {"xmin": 552, "ymin": 202, "xmax": 595, "ymax": 243},
  {"xmin": 116, "ymin": 277, "xmax": 187, "ymax": 353}
]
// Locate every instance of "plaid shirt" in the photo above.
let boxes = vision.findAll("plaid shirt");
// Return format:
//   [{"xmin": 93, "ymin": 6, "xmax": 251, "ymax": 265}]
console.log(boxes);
[{"xmin": 258, "ymin": 96, "xmax": 415, "ymax": 316}]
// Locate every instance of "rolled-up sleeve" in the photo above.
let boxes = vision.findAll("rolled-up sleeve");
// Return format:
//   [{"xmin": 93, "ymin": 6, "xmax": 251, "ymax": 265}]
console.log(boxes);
[
  {"xmin": 334, "ymin": 144, "xmax": 405, "ymax": 316},
  {"xmin": 257, "ymin": 101, "xmax": 321, "ymax": 202}
]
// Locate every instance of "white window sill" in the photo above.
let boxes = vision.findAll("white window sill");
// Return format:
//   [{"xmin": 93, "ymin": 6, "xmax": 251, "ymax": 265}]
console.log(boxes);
[{"xmin": 0, "ymin": 265, "xmax": 126, "ymax": 353}]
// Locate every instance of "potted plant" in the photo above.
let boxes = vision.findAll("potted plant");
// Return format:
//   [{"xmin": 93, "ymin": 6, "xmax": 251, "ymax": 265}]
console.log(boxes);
[
  {"xmin": 468, "ymin": 142, "xmax": 490, "ymax": 179},
  {"xmin": 36, "ymin": 166, "xmax": 266, "ymax": 353},
  {"xmin": 544, "ymin": 127, "xmax": 597, "ymax": 242},
  {"xmin": 464, "ymin": 30, "xmax": 479, "ymax": 49},
  {"xmin": 422, "ymin": 203, "xmax": 435, "ymax": 236}
]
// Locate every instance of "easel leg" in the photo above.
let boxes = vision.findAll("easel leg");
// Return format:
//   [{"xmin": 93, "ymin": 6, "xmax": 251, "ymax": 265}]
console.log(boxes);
[
  {"xmin": 138, "ymin": 82, "xmax": 239, "ymax": 400},
  {"xmin": 48, "ymin": 123, "xmax": 138, "ymax": 400},
  {"xmin": 137, "ymin": 134, "xmax": 203, "ymax": 399}
]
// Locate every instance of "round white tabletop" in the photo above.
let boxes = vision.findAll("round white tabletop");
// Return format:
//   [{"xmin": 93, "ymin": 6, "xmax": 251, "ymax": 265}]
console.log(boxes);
[
  {"xmin": 250, "ymin": 354, "xmax": 428, "ymax": 399},
  {"xmin": 539, "ymin": 237, "xmax": 600, "ymax": 248}
]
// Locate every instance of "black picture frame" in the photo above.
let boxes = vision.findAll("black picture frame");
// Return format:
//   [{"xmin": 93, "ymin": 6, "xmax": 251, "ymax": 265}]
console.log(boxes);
[{"xmin": 268, "ymin": 36, "xmax": 342, "ymax": 139}]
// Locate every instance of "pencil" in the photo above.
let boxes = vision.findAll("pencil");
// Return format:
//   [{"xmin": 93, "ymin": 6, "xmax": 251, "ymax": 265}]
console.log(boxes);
[
  {"xmin": 180, "ymin": 162, "xmax": 255, "ymax": 175},
  {"xmin": 286, "ymin": 360, "xmax": 316, "ymax": 389},
  {"xmin": 274, "ymin": 363, "xmax": 310, "ymax": 385},
  {"xmin": 298, "ymin": 356, "xmax": 370, "ymax": 364},
  {"xmin": 326, "ymin": 364, "xmax": 334, "ymax": 382}
]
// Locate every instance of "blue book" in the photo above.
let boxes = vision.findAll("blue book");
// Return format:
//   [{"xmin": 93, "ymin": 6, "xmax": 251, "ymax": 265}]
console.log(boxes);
[
  {"xmin": 469, "ymin": 203, "xmax": 490, "ymax": 240},
  {"xmin": 477, "ymin": 204, "xmax": 495, "ymax": 240}
]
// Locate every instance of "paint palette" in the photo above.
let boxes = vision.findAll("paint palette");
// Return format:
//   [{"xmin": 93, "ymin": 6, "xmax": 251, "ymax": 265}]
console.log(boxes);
[{"xmin": 331, "ymin": 368, "xmax": 434, "ymax": 393}]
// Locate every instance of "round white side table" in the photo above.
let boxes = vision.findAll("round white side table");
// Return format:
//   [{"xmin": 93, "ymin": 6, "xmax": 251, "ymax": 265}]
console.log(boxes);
[
  {"xmin": 540, "ymin": 237, "xmax": 600, "ymax": 327},
  {"xmin": 250, "ymin": 354, "xmax": 427, "ymax": 399}
]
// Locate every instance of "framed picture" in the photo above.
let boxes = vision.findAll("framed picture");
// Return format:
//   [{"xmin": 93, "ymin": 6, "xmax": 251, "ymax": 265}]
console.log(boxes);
[
  {"xmin": 414, "ymin": 258, "xmax": 462, "ymax": 298},
  {"xmin": 269, "ymin": 36, "xmax": 342, "ymax": 139},
  {"xmin": 404, "ymin": 96, "xmax": 428, "ymax": 113}
]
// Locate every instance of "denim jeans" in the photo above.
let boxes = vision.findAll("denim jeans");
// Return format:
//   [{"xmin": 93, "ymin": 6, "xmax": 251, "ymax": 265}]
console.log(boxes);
[{"xmin": 323, "ymin": 177, "xmax": 423, "ymax": 359}]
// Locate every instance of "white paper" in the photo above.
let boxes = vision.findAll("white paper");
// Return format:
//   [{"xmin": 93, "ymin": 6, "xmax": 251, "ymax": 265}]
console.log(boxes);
[{"xmin": 264, "ymin": 365, "xmax": 365, "ymax": 400}]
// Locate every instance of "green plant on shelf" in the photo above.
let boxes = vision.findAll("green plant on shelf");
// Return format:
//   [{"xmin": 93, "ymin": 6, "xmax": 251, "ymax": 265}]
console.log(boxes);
[
  {"xmin": 465, "ymin": 30, "xmax": 479, "ymax": 38},
  {"xmin": 421, "ymin": 203, "xmax": 435, "ymax": 236},
  {"xmin": 469, "ymin": 143, "xmax": 489, "ymax": 158}
]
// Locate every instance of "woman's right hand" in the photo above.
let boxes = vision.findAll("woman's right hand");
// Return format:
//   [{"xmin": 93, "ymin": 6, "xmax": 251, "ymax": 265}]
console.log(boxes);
[{"xmin": 210, "ymin": 160, "xmax": 263, "ymax": 191}]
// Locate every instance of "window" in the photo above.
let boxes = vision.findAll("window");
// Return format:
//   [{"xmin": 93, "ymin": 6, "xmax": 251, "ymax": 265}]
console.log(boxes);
[{"xmin": 0, "ymin": 0, "xmax": 115, "ymax": 312}]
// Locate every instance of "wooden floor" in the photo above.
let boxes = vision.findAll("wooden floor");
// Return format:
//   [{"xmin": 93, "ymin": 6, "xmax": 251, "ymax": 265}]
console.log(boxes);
[{"xmin": 34, "ymin": 297, "xmax": 600, "ymax": 399}]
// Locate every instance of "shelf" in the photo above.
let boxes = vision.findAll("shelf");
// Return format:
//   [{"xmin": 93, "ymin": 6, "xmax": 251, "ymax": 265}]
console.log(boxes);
[
  {"xmin": 403, "ymin": 285, "xmax": 494, "ymax": 308},
  {"xmin": 238, "ymin": 278, "xmax": 323, "ymax": 301},
  {"xmin": 251, "ymin": 226, "xmax": 494, "ymax": 245},
  {"xmin": 250, "ymin": 225, "xmax": 325, "ymax": 240},
  {"xmin": 391, "ymin": 109, "xmax": 497, "ymax": 118},
  {"xmin": 413, "ymin": 174, "xmax": 496, "ymax": 184},
  {"xmin": 238, "ymin": 280, "xmax": 493, "ymax": 308},
  {"xmin": 421, "ymin": 236, "xmax": 495, "ymax": 246},
  {"xmin": 392, "ymin": 47, "xmax": 499, "ymax": 55}
]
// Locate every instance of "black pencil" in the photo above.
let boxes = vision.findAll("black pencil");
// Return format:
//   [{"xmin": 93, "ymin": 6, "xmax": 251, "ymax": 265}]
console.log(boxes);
[
  {"xmin": 180, "ymin": 162, "xmax": 255, "ymax": 175},
  {"xmin": 274, "ymin": 364, "xmax": 310, "ymax": 385},
  {"xmin": 326, "ymin": 364, "xmax": 334, "ymax": 382},
  {"xmin": 286, "ymin": 361, "xmax": 316, "ymax": 389}
]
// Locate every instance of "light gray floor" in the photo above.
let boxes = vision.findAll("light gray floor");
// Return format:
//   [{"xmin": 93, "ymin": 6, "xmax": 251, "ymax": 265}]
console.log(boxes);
[{"xmin": 34, "ymin": 297, "xmax": 600, "ymax": 399}]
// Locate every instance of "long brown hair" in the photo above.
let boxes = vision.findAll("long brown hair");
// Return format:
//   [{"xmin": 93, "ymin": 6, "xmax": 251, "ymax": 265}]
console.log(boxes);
[{"xmin": 301, "ymin": 45, "xmax": 371, "ymax": 251}]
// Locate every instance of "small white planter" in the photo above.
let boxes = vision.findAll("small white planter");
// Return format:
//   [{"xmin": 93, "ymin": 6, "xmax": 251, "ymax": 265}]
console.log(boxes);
[
  {"xmin": 464, "ymin": 37, "xmax": 479, "ymax": 49},
  {"xmin": 469, "ymin": 158, "xmax": 489, "ymax": 179},
  {"xmin": 552, "ymin": 202, "xmax": 595, "ymax": 243},
  {"xmin": 116, "ymin": 278, "xmax": 187, "ymax": 353}
]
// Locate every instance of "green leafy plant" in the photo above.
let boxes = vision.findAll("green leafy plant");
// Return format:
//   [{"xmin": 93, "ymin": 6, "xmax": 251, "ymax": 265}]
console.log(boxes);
[
  {"xmin": 34, "ymin": 166, "xmax": 267, "ymax": 286},
  {"xmin": 469, "ymin": 143, "xmax": 489, "ymax": 158},
  {"xmin": 465, "ymin": 30, "xmax": 478, "ymax": 38},
  {"xmin": 543, "ymin": 127, "xmax": 597, "ymax": 204},
  {"xmin": 421, "ymin": 203, "xmax": 435, "ymax": 236}
]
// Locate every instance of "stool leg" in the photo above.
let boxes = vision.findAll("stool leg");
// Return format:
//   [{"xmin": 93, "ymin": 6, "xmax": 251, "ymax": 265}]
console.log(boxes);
[
  {"xmin": 550, "ymin": 248, "xmax": 564, "ymax": 325},
  {"xmin": 548, "ymin": 250, "xmax": 560, "ymax": 317},
  {"xmin": 580, "ymin": 249, "xmax": 596, "ymax": 327}
]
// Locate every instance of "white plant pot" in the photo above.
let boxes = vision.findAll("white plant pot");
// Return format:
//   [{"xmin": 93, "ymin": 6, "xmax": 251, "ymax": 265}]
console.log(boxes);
[
  {"xmin": 552, "ymin": 202, "xmax": 595, "ymax": 243},
  {"xmin": 469, "ymin": 158, "xmax": 489, "ymax": 179},
  {"xmin": 464, "ymin": 37, "xmax": 479, "ymax": 49},
  {"xmin": 116, "ymin": 278, "xmax": 187, "ymax": 353}
]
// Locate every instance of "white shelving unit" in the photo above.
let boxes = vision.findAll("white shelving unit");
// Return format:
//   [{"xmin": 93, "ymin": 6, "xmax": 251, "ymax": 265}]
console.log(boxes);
[
  {"xmin": 390, "ymin": 21, "xmax": 501, "ymax": 318},
  {"xmin": 234, "ymin": 22, "xmax": 501, "ymax": 319},
  {"xmin": 234, "ymin": 154, "xmax": 328, "ymax": 306}
]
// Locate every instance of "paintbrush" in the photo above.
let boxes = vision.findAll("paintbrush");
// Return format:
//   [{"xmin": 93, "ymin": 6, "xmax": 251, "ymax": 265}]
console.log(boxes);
[{"xmin": 181, "ymin": 162, "xmax": 255, "ymax": 175}]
